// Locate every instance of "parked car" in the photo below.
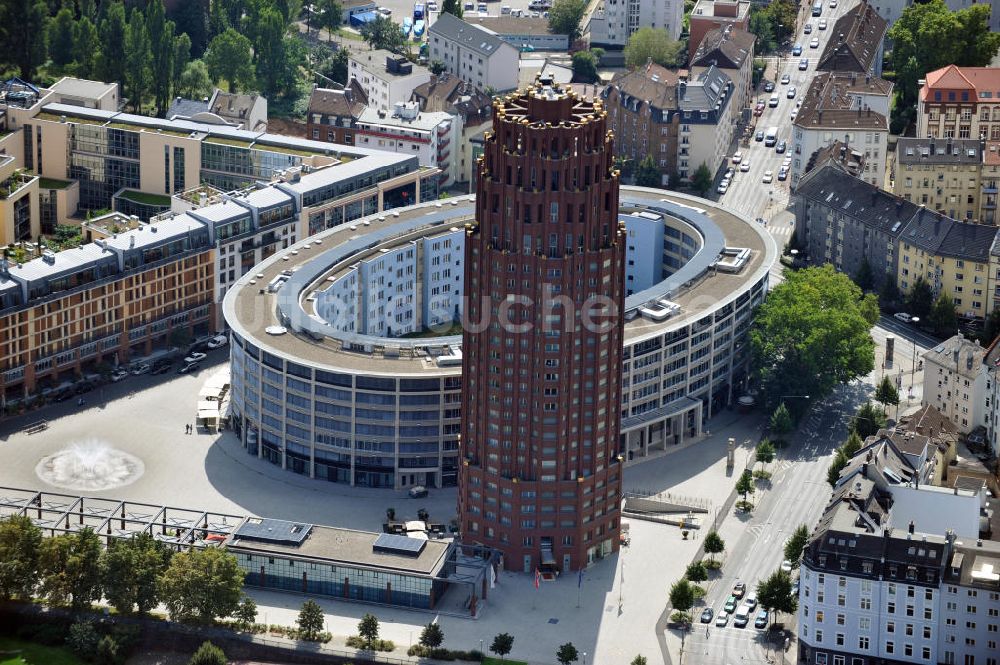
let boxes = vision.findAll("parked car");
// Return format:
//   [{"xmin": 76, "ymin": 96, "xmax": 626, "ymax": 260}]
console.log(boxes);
[
  {"xmin": 894, "ymin": 312, "xmax": 913, "ymax": 323},
  {"xmin": 776, "ymin": 140, "xmax": 787, "ymax": 154},
  {"xmin": 829, "ymin": 0, "xmax": 837, "ymax": 6},
  {"xmin": 427, "ymin": 0, "xmax": 438, "ymax": 9},
  {"xmin": 755, "ymin": 130, "xmax": 764, "ymax": 141},
  {"xmin": 762, "ymin": 170, "xmax": 773, "ymax": 183},
  {"xmin": 731, "ymin": 152, "xmax": 743, "ymax": 164},
  {"xmin": 781, "ymin": 559, "xmax": 793, "ymax": 573},
  {"xmin": 377, "ymin": 6, "xmax": 392, "ymax": 15},
  {"xmin": 810, "ymin": 37, "xmax": 820, "ymax": 48},
  {"xmin": 733, "ymin": 582, "xmax": 746, "ymax": 598},
  {"xmin": 715, "ymin": 611, "xmax": 730, "ymax": 627},
  {"xmin": 754, "ymin": 101, "xmax": 766, "ymax": 116},
  {"xmin": 744, "ymin": 593, "xmax": 758, "ymax": 610},
  {"xmin": 804, "ymin": 22, "xmax": 813, "ymax": 33},
  {"xmin": 777, "ymin": 167, "xmax": 788, "ymax": 181},
  {"xmin": 717, "ymin": 182, "xmax": 729, "ymax": 194},
  {"xmin": 792, "ymin": 579, "xmax": 800, "ymax": 596},
  {"xmin": 700, "ymin": 607, "xmax": 714, "ymax": 623},
  {"xmin": 763, "ymin": 80, "xmax": 775, "ymax": 92},
  {"xmin": 206, "ymin": 334, "xmax": 228, "ymax": 350},
  {"xmin": 75, "ymin": 381, "xmax": 95, "ymax": 394},
  {"xmin": 184, "ymin": 352, "xmax": 207, "ymax": 364},
  {"xmin": 769, "ymin": 94, "xmax": 780, "ymax": 107},
  {"xmin": 792, "ymin": 44, "xmax": 802, "ymax": 56},
  {"xmin": 408, "ymin": 485, "xmax": 429, "ymax": 498},
  {"xmin": 799, "ymin": 58, "xmax": 809, "ymax": 70},
  {"xmin": 724, "ymin": 595, "xmax": 739, "ymax": 613},
  {"xmin": 754, "ymin": 609, "xmax": 769, "ymax": 629},
  {"xmin": 178, "ymin": 362, "xmax": 200, "ymax": 374},
  {"xmin": 111, "ymin": 369, "xmax": 128, "ymax": 382},
  {"xmin": 131, "ymin": 362, "xmax": 151, "ymax": 375}
]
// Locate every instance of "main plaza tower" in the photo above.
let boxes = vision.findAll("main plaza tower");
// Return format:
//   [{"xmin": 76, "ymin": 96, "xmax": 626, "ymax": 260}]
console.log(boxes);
[{"xmin": 458, "ymin": 76, "xmax": 626, "ymax": 572}]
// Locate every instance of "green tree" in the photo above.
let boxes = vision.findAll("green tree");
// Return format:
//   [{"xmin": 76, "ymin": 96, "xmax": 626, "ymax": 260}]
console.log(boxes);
[
  {"xmin": 571, "ymin": 49, "xmax": 600, "ymax": 84},
  {"xmin": 751, "ymin": 265, "xmax": 876, "ymax": 405},
  {"xmin": 147, "ymin": 0, "xmax": 177, "ymax": 117},
  {"xmin": 169, "ymin": 0, "xmax": 209, "ymax": 56},
  {"xmin": 316, "ymin": 0, "xmax": 343, "ymax": 40},
  {"xmin": 756, "ymin": 569, "xmax": 797, "ymax": 624},
  {"xmin": 906, "ymin": 275, "xmax": 934, "ymax": 320},
  {"xmin": 49, "ymin": 6, "xmax": 77, "ymax": 68},
  {"xmin": 703, "ymin": 530, "xmax": 725, "ymax": 563},
  {"xmin": 851, "ymin": 401, "xmax": 887, "ymax": 439},
  {"xmin": 755, "ymin": 439, "xmax": 776, "ymax": 473},
  {"xmin": 634, "ymin": 154, "xmax": 662, "ymax": 187},
  {"xmin": 981, "ymin": 307, "xmax": 1000, "ymax": 344},
  {"xmin": 624, "ymin": 27, "xmax": 683, "ymax": 69},
  {"xmin": 0, "ymin": 514, "xmax": 42, "ymax": 600},
  {"xmin": 158, "ymin": 547, "xmax": 245, "ymax": 623},
  {"xmin": 205, "ymin": 28, "xmax": 254, "ymax": 92},
  {"xmin": 690, "ymin": 163, "xmax": 713, "ymax": 195},
  {"xmin": 97, "ymin": 1, "xmax": 128, "ymax": 87},
  {"xmin": 233, "ymin": 595, "xmax": 258, "ymax": 630},
  {"xmin": 95, "ymin": 635, "xmax": 120, "ymax": 665},
  {"xmin": 188, "ymin": 641, "xmax": 226, "ymax": 665},
  {"xmin": 490, "ymin": 633, "xmax": 514, "ymax": 661},
  {"xmin": 102, "ymin": 532, "xmax": 172, "ymax": 615},
  {"xmin": 548, "ymin": 0, "xmax": 587, "ymax": 43},
  {"xmin": 880, "ymin": 277, "xmax": 901, "ymax": 309},
  {"xmin": 631, "ymin": 657, "xmax": 648, "ymax": 665},
  {"xmin": 39, "ymin": 528, "xmax": 102, "ymax": 612},
  {"xmin": 66, "ymin": 620, "xmax": 100, "ymax": 661},
  {"xmin": 748, "ymin": 6, "xmax": 776, "ymax": 53},
  {"xmin": 668, "ymin": 578, "xmax": 695, "ymax": 615},
  {"xmin": 783, "ymin": 524, "xmax": 809, "ymax": 566},
  {"xmin": 73, "ymin": 17, "xmax": 101, "ymax": 79},
  {"xmin": 735, "ymin": 468, "xmax": 755, "ymax": 505},
  {"xmin": 929, "ymin": 292, "xmax": 958, "ymax": 337},
  {"xmin": 254, "ymin": 6, "xmax": 289, "ymax": 97},
  {"xmin": 441, "ymin": 0, "xmax": 463, "ymax": 18},
  {"xmin": 297, "ymin": 599, "xmax": 325, "ymax": 640},
  {"xmin": 419, "ymin": 621, "xmax": 444, "ymax": 649},
  {"xmin": 173, "ymin": 32, "xmax": 192, "ymax": 93},
  {"xmin": 842, "ymin": 431, "xmax": 863, "ymax": 457},
  {"xmin": 874, "ymin": 375, "xmax": 900, "ymax": 417},
  {"xmin": 179, "ymin": 60, "xmax": 213, "ymax": 99},
  {"xmin": 429, "ymin": 59, "xmax": 446, "ymax": 75},
  {"xmin": 358, "ymin": 613, "xmax": 380, "ymax": 648},
  {"xmin": 556, "ymin": 642, "xmax": 579, "ymax": 665},
  {"xmin": 685, "ymin": 561, "xmax": 708, "ymax": 582},
  {"xmin": 827, "ymin": 447, "xmax": 848, "ymax": 487},
  {"xmin": 770, "ymin": 402, "xmax": 793, "ymax": 438},
  {"xmin": 124, "ymin": 8, "xmax": 153, "ymax": 112},
  {"xmin": 855, "ymin": 257, "xmax": 875, "ymax": 292},
  {"xmin": 1, "ymin": 0, "xmax": 49, "ymax": 80},
  {"xmin": 360, "ymin": 14, "xmax": 406, "ymax": 53}
]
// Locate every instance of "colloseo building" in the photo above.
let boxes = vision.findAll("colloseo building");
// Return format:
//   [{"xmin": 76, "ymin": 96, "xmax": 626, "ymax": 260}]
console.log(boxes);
[{"xmin": 222, "ymin": 187, "xmax": 776, "ymax": 490}]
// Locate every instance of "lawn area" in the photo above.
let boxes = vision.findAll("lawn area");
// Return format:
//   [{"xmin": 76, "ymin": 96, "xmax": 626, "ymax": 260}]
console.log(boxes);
[
  {"xmin": 0, "ymin": 637, "xmax": 85, "ymax": 665},
  {"xmin": 118, "ymin": 190, "xmax": 171, "ymax": 206},
  {"xmin": 482, "ymin": 658, "xmax": 528, "ymax": 665}
]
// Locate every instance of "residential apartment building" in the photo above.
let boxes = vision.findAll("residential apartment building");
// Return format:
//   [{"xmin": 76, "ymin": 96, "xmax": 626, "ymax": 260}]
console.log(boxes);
[
  {"xmin": 690, "ymin": 26, "xmax": 755, "ymax": 114},
  {"xmin": 587, "ymin": 0, "xmax": 685, "ymax": 48},
  {"xmin": 686, "ymin": 0, "xmax": 751, "ymax": 61},
  {"xmin": 411, "ymin": 74, "xmax": 492, "ymax": 185},
  {"xmin": 676, "ymin": 67, "xmax": 736, "ymax": 182},
  {"xmin": 795, "ymin": 162, "xmax": 916, "ymax": 289},
  {"xmin": 304, "ymin": 81, "xmax": 368, "ymax": 145},
  {"xmin": 427, "ymin": 13, "xmax": 520, "ymax": 94},
  {"xmin": 804, "ymin": 140, "xmax": 867, "ymax": 179},
  {"xmin": 469, "ymin": 16, "xmax": 570, "ymax": 51},
  {"xmin": 816, "ymin": 0, "xmax": 887, "ymax": 77},
  {"xmin": 354, "ymin": 102, "xmax": 461, "ymax": 185},
  {"xmin": 894, "ymin": 138, "xmax": 985, "ymax": 223},
  {"xmin": 917, "ymin": 66, "xmax": 1000, "ymax": 142},
  {"xmin": 897, "ymin": 209, "xmax": 996, "ymax": 320},
  {"xmin": 921, "ymin": 333, "xmax": 988, "ymax": 434},
  {"xmin": 0, "ymin": 214, "xmax": 215, "ymax": 406},
  {"xmin": 347, "ymin": 51, "xmax": 432, "ymax": 115},
  {"xmin": 791, "ymin": 72, "xmax": 893, "ymax": 189},
  {"xmin": 798, "ymin": 440, "xmax": 998, "ymax": 665},
  {"xmin": 167, "ymin": 89, "xmax": 269, "ymax": 132},
  {"xmin": 0, "ymin": 154, "xmax": 39, "ymax": 245}
]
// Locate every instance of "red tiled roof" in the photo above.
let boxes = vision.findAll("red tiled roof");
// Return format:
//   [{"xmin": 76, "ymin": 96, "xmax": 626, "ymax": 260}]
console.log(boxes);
[
  {"xmin": 984, "ymin": 141, "xmax": 1000, "ymax": 166},
  {"xmin": 920, "ymin": 65, "xmax": 1000, "ymax": 101}
]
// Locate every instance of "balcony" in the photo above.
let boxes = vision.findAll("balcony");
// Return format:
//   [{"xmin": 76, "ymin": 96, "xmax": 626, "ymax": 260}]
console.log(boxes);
[
  {"xmin": 437, "ymin": 136, "xmax": 451, "ymax": 150},
  {"xmin": 437, "ymin": 122, "xmax": 451, "ymax": 136},
  {"xmin": 0, "ymin": 170, "xmax": 37, "ymax": 201}
]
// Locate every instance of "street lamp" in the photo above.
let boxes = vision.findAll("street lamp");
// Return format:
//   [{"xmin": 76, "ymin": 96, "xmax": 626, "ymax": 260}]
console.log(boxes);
[{"xmin": 583, "ymin": 652, "xmax": 588, "ymax": 665}]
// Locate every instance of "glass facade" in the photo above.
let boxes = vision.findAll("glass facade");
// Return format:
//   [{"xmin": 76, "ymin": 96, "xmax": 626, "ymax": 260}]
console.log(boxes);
[
  {"xmin": 199, "ymin": 142, "xmax": 302, "ymax": 191},
  {"xmin": 70, "ymin": 153, "xmax": 141, "ymax": 211}
]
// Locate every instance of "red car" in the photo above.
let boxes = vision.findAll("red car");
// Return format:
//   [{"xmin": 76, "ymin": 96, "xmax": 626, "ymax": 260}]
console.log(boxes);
[{"xmin": 754, "ymin": 101, "xmax": 766, "ymax": 116}]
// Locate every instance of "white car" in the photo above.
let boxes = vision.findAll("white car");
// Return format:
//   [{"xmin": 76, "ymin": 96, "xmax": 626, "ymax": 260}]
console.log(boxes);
[
  {"xmin": 829, "ymin": 0, "xmax": 837, "ymax": 6},
  {"xmin": 787, "ymin": 86, "xmax": 797, "ymax": 99},
  {"xmin": 894, "ymin": 312, "xmax": 913, "ymax": 323},
  {"xmin": 377, "ymin": 6, "xmax": 391, "ymax": 15},
  {"xmin": 819, "ymin": 18, "xmax": 828, "ymax": 29},
  {"xmin": 780, "ymin": 73, "xmax": 791, "ymax": 85},
  {"xmin": 184, "ymin": 352, "xmax": 207, "ymax": 364},
  {"xmin": 427, "ymin": 0, "xmax": 438, "ymax": 9},
  {"xmin": 717, "ymin": 182, "xmax": 729, "ymax": 194},
  {"xmin": 781, "ymin": 560, "xmax": 794, "ymax": 573},
  {"xmin": 731, "ymin": 152, "xmax": 743, "ymax": 165},
  {"xmin": 131, "ymin": 362, "xmax": 150, "ymax": 376},
  {"xmin": 739, "ymin": 160, "xmax": 751, "ymax": 172},
  {"xmin": 810, "ymin": 37, "xmax": 820, "ymax": 48},
  {"xmin": 111, "ymin": 368, "xmax": 128, "ymax": 382},
  {"xmin": 207, "ymin": 334, "xmax": 228, "ymax": 350},
  {"xmin": 790, "ymin": 111, "xmax": 797, "ymax": 121},
  {"xmin": 762, "ymin": 170, "xmax": 773, "ymax": 183}
]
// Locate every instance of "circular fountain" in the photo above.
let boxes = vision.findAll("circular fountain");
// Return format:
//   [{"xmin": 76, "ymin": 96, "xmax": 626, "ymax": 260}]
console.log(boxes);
[{"xmin": 35, "ymin": 440, "xmax": 145, "ymax": 492}]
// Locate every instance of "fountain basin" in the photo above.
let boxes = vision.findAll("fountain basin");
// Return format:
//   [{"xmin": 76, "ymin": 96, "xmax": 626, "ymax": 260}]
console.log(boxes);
[{"xmin": 35, "ymin": 440, "xmax": 145, "ymax": 492}]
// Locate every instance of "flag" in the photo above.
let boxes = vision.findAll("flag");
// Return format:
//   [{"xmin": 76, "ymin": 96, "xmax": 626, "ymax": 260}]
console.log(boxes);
[
  {"xmin": 578, "ymin": 568, "xmax": 583, "ymax": 589},
  {"xmin": 534, "ymin": 568, "xmax": 540, "ymax": 590}
]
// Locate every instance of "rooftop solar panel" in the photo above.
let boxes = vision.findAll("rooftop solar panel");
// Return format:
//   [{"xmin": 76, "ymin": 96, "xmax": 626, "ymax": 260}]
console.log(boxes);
[{"xmin": 373, "ymin": 532, "xmax": 426, "ymax": 557}]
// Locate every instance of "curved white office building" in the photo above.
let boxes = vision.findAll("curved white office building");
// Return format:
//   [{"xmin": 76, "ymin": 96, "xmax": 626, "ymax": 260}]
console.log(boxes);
[{"xmin": 223, "ymin": 187, "xmax": 777, "ymax": 489}]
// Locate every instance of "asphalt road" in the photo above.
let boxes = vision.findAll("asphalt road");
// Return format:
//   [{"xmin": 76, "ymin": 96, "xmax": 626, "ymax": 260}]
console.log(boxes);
[
  {"xmin": 714, "ymin": 0, "xmax": 860, "ymax": 225},
  {"xmin": 680, "ymin": 381, "xmax": 873, "ymax": 665}
]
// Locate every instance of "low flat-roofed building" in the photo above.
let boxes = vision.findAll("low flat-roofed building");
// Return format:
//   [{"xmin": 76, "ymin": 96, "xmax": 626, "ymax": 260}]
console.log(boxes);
[
  {"xmin": 47, "ymin": 77, "xmax": 119, "ymax": 111},
  {"xmin": 466, "ymin": 15, "xmax": 569, "ymax": 51}
]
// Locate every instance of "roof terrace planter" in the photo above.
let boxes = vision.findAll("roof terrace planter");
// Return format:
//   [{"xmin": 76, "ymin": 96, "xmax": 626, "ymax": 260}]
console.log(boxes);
[
  {"xmin": 38, "ymin": 177, "xmax": 72, "ymax": 190},
  {"xmin": 204, "ymin": 136, "xmax": 255, "ymax": 148},
  {"xmin": 0, "ymin": 172, "xmax": 36, "ymax": 200},
  {"xmin": 116, "ymin": 190, "xmax": 172, "ymax": 207}
]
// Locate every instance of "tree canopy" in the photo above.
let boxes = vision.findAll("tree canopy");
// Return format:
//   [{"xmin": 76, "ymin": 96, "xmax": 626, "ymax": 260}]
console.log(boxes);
[
  {"xmin": 490, "ymin": 633, "xmax": 514, "ymax": 660},
  {"xmin": 102, "ymin": 532, "xmax": 172, "ymax": 615},
  {"xmin": 783, "ymin": 524, "xmax": 809, "ymax": 566},
  {"xmin": 756, "ymin": 439, "xmax": 776, "ymax": 471},
  {"xmin": 929, "ymin": 292, "xmax": 958, "ymax": 337},
  {"xmin": 205, "ymin": 28, "xmax": 255, "ymax": 93},
  {"xmin": 419, "ymin": 621, "xmax": 445, "ymax": 649},
  {"xmin": 548, "ymin": 0, "xmax": 588, "ymax": 44},
  {"xmin": 441, "ymin": 0, "xmax": 463, "ymax": 18},
  {"xmin": 571, "ymin": 49, "xmax": 602, "ymax": 84},
  {"xmin": 158, "ymin": 547, "xmax": 245, "ymax": 623},
  {"xmin": 188, "ymin": 641, "xmax": 227, "ymax": 665},
  {"xmin": 850, "ymin": 401, "xmax": 887, "ymax": 439},
  {"xmin": 874, "ymin": 375, "xmax": 900, "ymax": 415},
  {"xmin": 635, "ymin": 155, "xmax": 662, "ymax": 187},
  {"xmin": 770, "ymin": 402, "xmax": 793, "ymax": 437},
  {"xmin": 691, "ymin": 163, "xmax": 713, "ymax": 195},
  {"xmin": 556, "ymin": 643, "xmax": 579, "ymax": 665},
  {"xmin": 361, "ymin": 14, "xmax": 407, "ymax": 54},
  {"xmin": 38, "ymin": 528, "xmax": 103, "ymax": 612},
  {"xmin": 685, "ymin": 561, "xmax": 708, "ymax": 582},
  {"xmin": 624, "ymin": 27, "xmax": 683, "ymax": 69},
  {"xmin": 736, "ymin": 469, "xmax": 755, "ymax": 505},
  {"xmin": 906, "ymin": 276, "xmax": 934, "ymax": 320},
  {"xmin": 751, "ymin": 265, "xmax": 877, "ymax": 405},
  {"xmin": 297, "ymin": 600, "xmax": 325, "ymax": 640},
  {"xmin": 0, "ymin": 515, "xmax": 42, "ymax": 601},
  {"xmin": 703, "ymin": 530, "xmax": 725, "ymax": 562},
  {"xmin": 358, "ymin": 613, "xmax": 380, "ymax": 647},
  {"xmin": 668, "ymin": 578, "xmax": 695, "ymax": 613},
  {"xmin": 756, "ymin": 569, "xmax": 797, "ymax": 622},
  {"xmin": 827, "ymin": 448, "xmax": 848, "ymax": 487}
]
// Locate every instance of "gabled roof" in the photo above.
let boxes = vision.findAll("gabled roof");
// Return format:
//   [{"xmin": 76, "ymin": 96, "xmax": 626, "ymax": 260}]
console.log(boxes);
[
  {"xmin": 794, "ymin": 72, "xmax": 890, "ymax": 131},
  {"xmin": 307, "ymin": 81, "xmax": 368, "ymax": 119},
  {"xmin": 429, "ymin": 12, "xmax": 512, "ymax": 58},
  {"xmin": 166, "ymin": 97, "xmax": 209, "ymax": 120},
  {"xmin": 900, "ymin": 208, "xmax": 997, "ymax": 262},
  {"xmin": 796, "ymin": 163, "xmax": 917, "ymax": 236},
  {"xmin": 691, "ymin": 26, "xmax": 755, "ymax": 70},
  {"xmin": 411, "ymin": 73, "xmax": 492, "ymax": 124},
  {"xmin": 817, "ymin": 0, "xmax": 886, "ymax": 74},
  {"xmin": 920, "ymin": 65, "xmax": 1000, "ymax": 102},
  {"xmin": 805, "ymin": 140, "xmax": 866, "ymax": 178},
  {"xmin": 897, "ymin": 137, "xmax": 982, "ymax": 165},
  {"xmin": 605, "ymin": 63, "xmax": 679, "ymax": 112},
  {"xmin": 678, "ymin": 66, "xmax": 731, "ymax": 112}
]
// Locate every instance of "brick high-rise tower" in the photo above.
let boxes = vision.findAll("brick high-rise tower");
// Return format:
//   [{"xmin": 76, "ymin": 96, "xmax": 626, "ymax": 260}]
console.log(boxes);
[{"xmin": 458, "ymin": 77, "xmax": 626, "ymax": 573}]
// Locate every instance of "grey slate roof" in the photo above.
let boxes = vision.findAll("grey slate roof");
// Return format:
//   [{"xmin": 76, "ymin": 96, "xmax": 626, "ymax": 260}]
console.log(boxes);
[
  {"xmin": 691, "ymin": 27, "xmax": 755, "ymax": 70},
  {"xmin": 796, "ymin": 163, "xmax": 918, "ymax": 236},
  {"xmin": 678, "ymin": 66, "xmax": 731, "ymax": 111},
  {"xmin": 429, "ymin": 12, "xmax": 509, "ymax": 58},
  {"xmin": 897, "ymin": 137, "xmax": 982, "ymax": 165},
  {"xmin": 817, "ymin": 0, "xmax": 887, "ymax": 74},
  {"xmin": 166, "ymin": 97, "xmax": 209, "ymax": 120},
  {"xmin": 900, "ymin": 208, "xmax": 998, "ymax": 261}
]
